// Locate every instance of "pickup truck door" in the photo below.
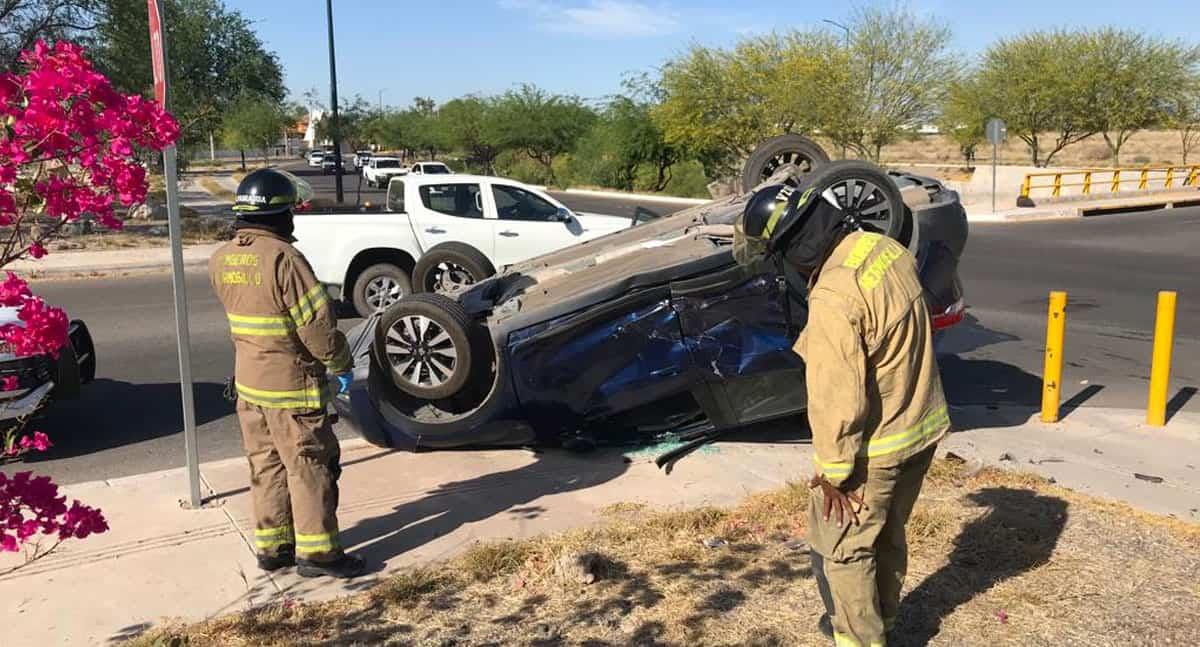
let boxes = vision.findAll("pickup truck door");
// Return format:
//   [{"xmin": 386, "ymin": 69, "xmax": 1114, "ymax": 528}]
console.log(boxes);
[
  {"xmin": 408, "ymin": 181, "xmax": 495, "ymax": 259},
  {"xmin": 488, "ymin": 182, "xmax": 608, "ymax": 266}
]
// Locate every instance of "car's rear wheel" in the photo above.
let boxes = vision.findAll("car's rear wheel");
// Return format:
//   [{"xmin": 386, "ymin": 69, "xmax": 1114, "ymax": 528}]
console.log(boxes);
[
  {"xmin": 412, "ymin": 243, "xmax": 495, "ymax": 294},
  {"xmin": 804, "ymin": 161, "xmax": 915, "ymax": 250},
  {"xmin": 352, "ymin": 263, "xmax": 412, "ymax": 318},
  {"xmin": 741, "ymin": 134, "xmax": 831, "ymax": 193},
  {"xmin": 375, "ymin": 293, "xmax": 487, "ymax": 400}
]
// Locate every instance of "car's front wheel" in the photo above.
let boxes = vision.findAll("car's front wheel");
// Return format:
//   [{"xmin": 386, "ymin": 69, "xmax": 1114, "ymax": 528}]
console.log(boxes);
[
  {"xmin": 375, "ymin": 293, "xmax": 488, "ymax": 400},
  {"xmin": 352, "ymin": 263, "xmax": 412, "ymax": 318}
]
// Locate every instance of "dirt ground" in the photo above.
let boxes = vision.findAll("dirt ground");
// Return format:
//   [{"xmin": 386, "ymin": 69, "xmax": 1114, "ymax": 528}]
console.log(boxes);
[
  {"xmin": 853, "ymin": 129, "xmax": 1196, "ymax": 169},
  {"xmin": 131, "ymin": 458, "xmax": 1200, "ymax": 647}
]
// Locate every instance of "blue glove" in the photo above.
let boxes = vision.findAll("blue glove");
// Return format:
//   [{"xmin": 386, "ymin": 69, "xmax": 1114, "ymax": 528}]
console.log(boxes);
[{"xmin": 335, "ymin": 371, "xmax": 354, "ymax": 394}]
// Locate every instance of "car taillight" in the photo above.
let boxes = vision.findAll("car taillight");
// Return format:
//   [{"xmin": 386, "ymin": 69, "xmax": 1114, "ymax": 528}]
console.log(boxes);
[{"xmin": 931, "ymin": 298, "xmax": 965, "ymax": 330}]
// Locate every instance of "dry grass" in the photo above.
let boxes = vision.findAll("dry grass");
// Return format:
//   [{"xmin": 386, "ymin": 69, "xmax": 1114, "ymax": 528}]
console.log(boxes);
[
  {"xmin": 842, "ymin": 129, "xmax": 1195, "ymax": 169},
  {"xmin": 197, "ymin": 176, "xmax": 237, "ymax": 203},
  {"xmin": 130, "ymin": 459, "xmax": 1200, "ymax": 647}
]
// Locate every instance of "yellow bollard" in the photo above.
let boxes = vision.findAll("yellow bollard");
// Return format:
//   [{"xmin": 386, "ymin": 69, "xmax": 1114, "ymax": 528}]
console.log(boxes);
[
  {"xmin": 1147, "ymin": 291, "xmax": 1177, "ymax": 426},
  {"xmin": 1041, "ymin": 291, "xmax": 1068, "ymax": 423}
]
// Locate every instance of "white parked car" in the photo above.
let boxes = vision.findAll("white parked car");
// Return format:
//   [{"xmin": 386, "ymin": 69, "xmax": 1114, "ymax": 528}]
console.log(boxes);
[
  {"xmin": 409, "ymin": 161, "xmax": 452, "ymax": 175},
  {"xmin": 306, "ymin": 150, "xmax": 324, "ymax": 167},
  {"xmin": 293, "ymin": 174, "xmax": 630, "ymax": 316},
  {"xmin": 353, "ymin": 150, "xmax": 373, "ymax": 169},
  {"xmin": 363, "ymin": 157, "xmax": 407, "ymax": 188}
]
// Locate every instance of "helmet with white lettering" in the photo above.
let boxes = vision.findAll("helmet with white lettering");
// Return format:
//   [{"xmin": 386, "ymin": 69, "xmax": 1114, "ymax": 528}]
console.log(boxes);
[{"xmin": 233, "ymin": 169, "xmax": 298, "ymax": 216}]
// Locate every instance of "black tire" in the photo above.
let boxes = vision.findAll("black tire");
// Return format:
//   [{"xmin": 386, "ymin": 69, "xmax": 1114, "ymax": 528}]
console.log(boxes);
[
  {"xmin": 374, "ymin": 293, "xmax": 487, "ymax": 400},
  {"xmin": 412, "ymin": 243, "xmax": 495, "ymax": 294},
  {"xmin": 351, "ymin": 263, "xmax": 413, "ymax": 318},
  {"xmin": 69, "ymin": 319, "xmax": 96, "ymax": 384},
  {"xmin": 741, "ymin": 134, "xmax": 831, "ymax": 193},
  {"xmin": 54, "ymin": 335, "xmax": 82, "ymax": 400},
  {"xmin": 803, "ymin": 160, "xmax": 914, "ymax": 249}
]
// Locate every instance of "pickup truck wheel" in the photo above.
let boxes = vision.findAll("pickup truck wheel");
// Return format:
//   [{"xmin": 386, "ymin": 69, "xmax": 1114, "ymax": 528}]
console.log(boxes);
[
  {"xmin": 413, "ymin": 243, "xmax": 495, "ymax": 294},
  {"xmin": 375, "ymin": 293, "xmax": 486, "ymax": 400},
  {"xmin": 352, "ymin": 263, "xmax": 413, "ymax": 318}
]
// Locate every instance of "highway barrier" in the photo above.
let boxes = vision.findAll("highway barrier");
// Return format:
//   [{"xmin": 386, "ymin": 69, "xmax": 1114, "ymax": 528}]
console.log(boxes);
[
  {"xmin": 1147, "ymin": 291, "xmax": 1177, "ymax": 426},
  {"xmin": 1020, "ymin": 166, "xmax": 1200, "ymax": 200},
  {"xmin": 1041, "ymin": 291, "xmax": 1068, "ymax": 423}
]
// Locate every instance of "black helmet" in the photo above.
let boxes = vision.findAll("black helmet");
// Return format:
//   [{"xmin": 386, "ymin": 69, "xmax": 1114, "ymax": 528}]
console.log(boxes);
[
  {"xmin": 736, "ymin": 181, "xmax": 851, "ymax": 274},
  {"xmin": 233, "ymin": 169, "xmax": 298, "ymax": 216}
]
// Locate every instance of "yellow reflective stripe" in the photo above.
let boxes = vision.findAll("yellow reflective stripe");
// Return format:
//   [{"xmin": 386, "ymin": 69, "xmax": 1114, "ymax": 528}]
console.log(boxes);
[
  {"xmin": 863, "ymin": 405, "xmax": 950, "ymax": 459},
  {"xmin": 842, "ymin": 233, "xmax": 881, "ymax": 269},
  {"xmin": 289, "ymin": 284, "xmax": 329, "ymax": 326},
  {"xmin": 762, "ymin": 200, "xmax": 790, "ymax": 240},
  {"xmin": 295, "ymin": 531, "xmax": 337, "ymax": 554},
  {"xmin": 230, "ymin": 325, "xmax": 291, "ymax": 337},
  {"xmin": 813, "ymin": 455, "xmax": 854, "ymax": 478},
  {"xmin": 255, "ymin": 538, "xmax": 292, "ymax": 550},
  {"xmin": 858, "ymin": 245, "xmax": 904, "ymax": 290},
  {"xmin": 235, "ymin": 382, "xmax": 324, "ymax": 409},
  {"xmin": 254, "ymin": 525, "xmax": 294, "ymax": 538},
  {"xmin": 228, "ymin": 312, "xmax": 290, "ymax": 325}
]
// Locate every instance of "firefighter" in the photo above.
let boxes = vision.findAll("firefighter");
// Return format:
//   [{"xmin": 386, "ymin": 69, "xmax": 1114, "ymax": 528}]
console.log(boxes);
[
  {"xmin": 736, "ymin": 174, "xmax": 950, "ymax": 646},
  {"xmin": 210, "ymin": 168, "xmax": 365, "ymax": 579}
]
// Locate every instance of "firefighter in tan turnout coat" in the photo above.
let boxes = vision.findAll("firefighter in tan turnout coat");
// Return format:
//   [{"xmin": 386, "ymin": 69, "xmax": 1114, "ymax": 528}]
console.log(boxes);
[
  {"xmin": 736, "ymin": 166, "xmax": 950, "ymax": 646},
  {"xmin": 210, "ymin": 169, "xmax": 365, "ymax": 578}
]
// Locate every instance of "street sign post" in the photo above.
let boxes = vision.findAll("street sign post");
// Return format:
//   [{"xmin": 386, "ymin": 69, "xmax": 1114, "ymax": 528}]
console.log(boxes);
[
  {"xmin": 984, "ymin": 117, "xmax": 1003, "ymax": 213},
  {"xmin": 148, "ymin": 0, "xmax": 202, "ymax": 509},
  {"xmin": 986, "ymin": 118, "xmax": 1007, "ymax": 213}
]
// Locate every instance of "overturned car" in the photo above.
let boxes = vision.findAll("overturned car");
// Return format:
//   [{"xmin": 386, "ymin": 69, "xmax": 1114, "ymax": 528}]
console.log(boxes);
[{"xmin": 334, "ymin": 141, "xmax": 968, "ymax": 451}]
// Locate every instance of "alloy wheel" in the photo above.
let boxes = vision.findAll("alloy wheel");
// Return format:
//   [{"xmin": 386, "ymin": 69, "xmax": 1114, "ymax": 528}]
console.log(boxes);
[
  {"xmin": 365, "ymin": 275, "xmax": 405, "ymax": 311},
  {"xmin": 384, "ymin": 315, "xmax": 459, "ymax": 389},
  {"xmin": 820, "ymin": 177, "xmax": 898, "ymax": 234},
  {"xmin": 429, "ymin": 262, "xmax": 476, "ymax": 293}
]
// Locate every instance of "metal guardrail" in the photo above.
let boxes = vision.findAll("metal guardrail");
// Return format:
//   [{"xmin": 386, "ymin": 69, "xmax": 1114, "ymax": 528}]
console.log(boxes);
[{"xmin": 1020, "ymin": 166, "xmax": 1200, "ymax": 199}]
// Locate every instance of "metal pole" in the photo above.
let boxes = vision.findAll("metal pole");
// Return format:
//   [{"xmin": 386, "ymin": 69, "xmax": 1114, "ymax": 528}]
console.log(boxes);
[
  {"xmin": 378, "ymin": 89, "xmax": 384, "ymax": 112},
  {"xmin": 326, "ymin": 0, "xmax": 344, "ymax": 203},
  {"xmin": 1041, "ymin": 291, "xmax": 1068, "ymax": 424},
  {"xmin": 1147, "ymin": 291, "xmax": 1177, "ymax": 426},
  {"xmin": 992, "ymin": 139, "xmax": 998, "ymax": 214},
  {"xmin": 150, "ymin": 0, "xmax": 202, "ymax": 508}
]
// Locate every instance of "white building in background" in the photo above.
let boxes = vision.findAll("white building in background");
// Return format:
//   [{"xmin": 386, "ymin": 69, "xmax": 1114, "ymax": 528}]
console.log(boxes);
[{"xmin": 304, "ymin": 108, "xmax": 325, "ymax": 148}]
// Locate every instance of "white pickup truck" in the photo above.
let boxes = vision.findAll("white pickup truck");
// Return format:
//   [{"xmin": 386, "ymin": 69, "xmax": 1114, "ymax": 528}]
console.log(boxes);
[
  {"xmin": 362, "ymin": 157, "xmax": 407, "ymax": 187},
  {"xmin": 293, "ymin": 174, "xmax": 630, "ymax": 317}
]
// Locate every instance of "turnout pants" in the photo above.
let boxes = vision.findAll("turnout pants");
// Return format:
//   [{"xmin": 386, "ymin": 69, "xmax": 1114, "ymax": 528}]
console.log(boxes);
[
  {"xmin": 808, "ymin": 446, "xmax": 937, "ymax": 646},
  {"xmin": 236, "ymin": 399, "xmax": 343, "ymax": 562}
]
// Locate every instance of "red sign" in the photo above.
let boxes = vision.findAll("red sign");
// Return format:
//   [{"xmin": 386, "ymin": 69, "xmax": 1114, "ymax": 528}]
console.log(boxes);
[{"xmin": 147, "ymin": 0, "xmax": 166, "ymax": 106}]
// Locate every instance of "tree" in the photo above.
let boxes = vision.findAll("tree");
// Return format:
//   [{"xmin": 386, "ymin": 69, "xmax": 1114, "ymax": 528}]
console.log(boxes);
[
  {"xmin": 221, "ymin": 96, "xmax": 288, "ymax": 170},
  {"xmin": 90, "ymin": 0, "xmax": 285, "ymax": 148},
  {"xmin": 0, "ymin": 0, "xmax": 102, "ymax": 69},
  {"xmin": 438, "ymin": 96, "xmax": 503, "ymax": 174},
  {"xmin": 574, "ymin": 94, "xmax": 680, "ymax": 192},
  {"xmin": 1083, "ymin": 29, "xmax": 1200, "ymax": 166},
  {"xmin": 976, "ymin": 31, "xmax": 1098, "ymax": 167},
  {"xmin": 1167, "ymin": 84, "xmax": 1200, "ymax": 164},
  {"xmin": 313, "ymin": 95, "xmax": 372, "ymax": 149},
  {"xmin": 836, "ymin": 6, "xmax": 958, "ymax": 161},
  {"xmin": 492, "ymin": 84, "xmax": 595, "ymax": 186},
  {"xmin": 940, "ymin": 77, "xmax": 989, "ymax": 167},
  {"xmin": 0, "ymin": 40, "xmax": 179, "ymax": 569}
]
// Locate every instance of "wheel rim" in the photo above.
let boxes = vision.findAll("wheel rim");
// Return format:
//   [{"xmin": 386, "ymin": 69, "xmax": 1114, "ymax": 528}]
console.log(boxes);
[
  {"xmin": 385, "ymin": 315, "xmax": 458, "ymax": 389},
  {"xmin": 365, "ymin": 275, "xmax": 405, "ymax": 311},
  {"xmin": 819, "ymin": 177, "xmax": 898, "ymax": 235},
  {"xmin": 427, "ymin": 262, "xmax": 476, "ymax": 293},
  {"xmin": 759, "ymin": 150, "xmax": 819, "ymax": 185}
]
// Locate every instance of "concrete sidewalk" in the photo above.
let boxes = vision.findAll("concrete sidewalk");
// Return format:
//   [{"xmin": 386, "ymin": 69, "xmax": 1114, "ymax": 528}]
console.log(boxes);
[
  {"xmin": 12, "ymin": 243, "xmax": 220, "ymax": 278},
  {"xmin": 1, "ymin": 404, "xmax": 1196, "ymax": 645}
]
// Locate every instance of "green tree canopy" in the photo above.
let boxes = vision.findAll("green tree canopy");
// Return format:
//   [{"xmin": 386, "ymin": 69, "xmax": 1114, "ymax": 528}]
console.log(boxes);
[
  {"xmin": 939, "ymin": 77, "xmax": 990, "ymax": 166},
  {"xmin": 91, "ymin": 0, "xmax": 285, "ymax": 148},
  {"xmin": 0, "ymin": 0, "xmax": 102, "ymax": 69},
  {"xmin": 438, "ymin": 96, "xmax": 502, "ymax": 173},
  {"xmin": 221, "ymin": 96, "xmax": 288, "ymax": 168},
  {"xmin": 492, "ymin": 84, "xmax": 595, "ymax": 186}
]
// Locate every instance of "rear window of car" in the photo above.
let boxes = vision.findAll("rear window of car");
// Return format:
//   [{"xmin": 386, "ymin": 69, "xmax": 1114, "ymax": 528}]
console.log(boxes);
[
  {"xmin": 419, "ymin": 183, "xmax": 482, "ymax": 219},
  {"xmin": 375, "ymin": 159, "xmax": 400, "ymax": 168},
  {"xmin": 422, "ymin": 164, "xmax": 450, "ymax": 174}
]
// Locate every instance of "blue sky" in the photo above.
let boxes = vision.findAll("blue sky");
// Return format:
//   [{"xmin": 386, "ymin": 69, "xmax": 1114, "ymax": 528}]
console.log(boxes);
[{"xmin": 223, "ymin": 0, "xmax": 1200, "ymax": 108}]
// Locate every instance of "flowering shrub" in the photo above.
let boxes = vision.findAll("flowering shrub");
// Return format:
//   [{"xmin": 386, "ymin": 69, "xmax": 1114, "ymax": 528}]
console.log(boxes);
[{"xmin": 0, "ymin": 41, "xmax": 179, "ymax": 570}]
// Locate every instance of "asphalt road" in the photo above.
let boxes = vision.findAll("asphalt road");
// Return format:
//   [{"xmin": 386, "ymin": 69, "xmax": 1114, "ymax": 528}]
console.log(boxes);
[{"xmin": 7, "ymin": 175, "xmax": 1199, "ymax": 485}]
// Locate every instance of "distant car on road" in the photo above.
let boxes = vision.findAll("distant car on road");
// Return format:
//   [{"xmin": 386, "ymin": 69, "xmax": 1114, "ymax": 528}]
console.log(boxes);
[
  {"xmin": 321, "ymin": 155, "xmax": 345, "ymax": 175},
  {"xmin": 0, "ymin": 311, "xmax": 96, "ymax": 427},
  {"xmin": 292, "ymin": 173, "xmax": 630, "ymax": 317},
  {"xmin": 409, "ymin": 161, "xmax": 452, "ymax": 176},
  {"xmin": 306, "ymin": 150, "xmax": 324, "ymax": 167},
  {"xmin": 363, "ymin": 157, "xmax": 407, "ymax": 188},
  {"xmin": 353, "ymin": 150, "xmax": 373, "ymax": 169}
]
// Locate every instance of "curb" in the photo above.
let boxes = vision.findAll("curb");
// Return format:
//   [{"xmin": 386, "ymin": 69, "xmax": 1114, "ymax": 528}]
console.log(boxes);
[
  {"xmin": 559, "ymin": 187, "xmax": 710, "ymax": 206},
  {"xmin": 23, "ymin": 257, "xmax": 211, "ymax": 278}
]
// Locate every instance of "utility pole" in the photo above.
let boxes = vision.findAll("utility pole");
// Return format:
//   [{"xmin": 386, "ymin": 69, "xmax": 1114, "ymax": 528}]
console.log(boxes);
[
  {"xmin": 325, "ymin": 0, "xmax": 344, "ymax": 202},
  {"xmin": 378, "ymin": 88, "xmax": 386, "ymax": 112}
]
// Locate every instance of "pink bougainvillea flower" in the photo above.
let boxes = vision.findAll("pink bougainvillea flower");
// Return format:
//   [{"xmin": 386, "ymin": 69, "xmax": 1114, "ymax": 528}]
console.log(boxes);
[
  {"xmin": 1, "ymin": 376, "xmax": 18, "ymax": 391},
  {"xmin": 27, "ymin": 243, "xmax": 47, "ymax": 259}
]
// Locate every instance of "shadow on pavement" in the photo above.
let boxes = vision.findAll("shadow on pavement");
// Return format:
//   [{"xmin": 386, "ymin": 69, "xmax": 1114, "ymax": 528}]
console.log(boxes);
[
  {"xmin": 895, "ymin": 487, "xmax": 1068, "ymax": 646},
  {"xmin": 1167, "ymin": 386, "xmax": 1198, "ymax": 423},
  {"xmin": 22, "ymin": 379, "xmax": 231, "ymax": 461},
  {"xmin": 339, "ymin": 448, "xmax": 631, "ymax": 565}
]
